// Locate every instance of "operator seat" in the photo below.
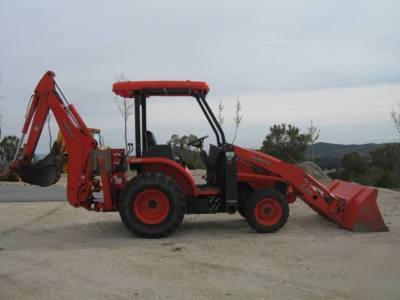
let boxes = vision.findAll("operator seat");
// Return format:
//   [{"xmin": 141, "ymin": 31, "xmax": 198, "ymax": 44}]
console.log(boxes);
[
  {"xmin": 203, "ymin": 145, "xmax": 224, "ymax": 186},
  {"xmin": 145, "ymin": 130, "xmax": 157, "ymax": 148},
  {"xmin": 142, "ymin": 130, "xmax": 178, "ymax": 163}
]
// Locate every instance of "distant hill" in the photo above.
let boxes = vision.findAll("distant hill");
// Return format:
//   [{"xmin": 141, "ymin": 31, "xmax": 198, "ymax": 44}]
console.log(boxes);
[
  {"xmin": 305, "ymin": 142, "xmax": 382, "ymax": 169},
  {"xmin": 306, "ymin": 142, "xmax": 381, "ymax": 159}
]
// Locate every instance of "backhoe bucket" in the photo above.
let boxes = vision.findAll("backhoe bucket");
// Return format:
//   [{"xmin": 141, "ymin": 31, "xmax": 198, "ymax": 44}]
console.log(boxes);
[
  {"xmin": 327, "ymin": 180, "xmax": 388, "ymax": 232},
  {"xmin": 16, "ymin": 142, "xmax": 62, "ymax": 187}
]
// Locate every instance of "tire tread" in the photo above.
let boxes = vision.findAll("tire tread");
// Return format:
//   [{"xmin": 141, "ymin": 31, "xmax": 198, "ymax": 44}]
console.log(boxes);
[
  {"xmin": 119, "ymin": 172, "xmax": 185, "ymax": 238},
  {"xmin": 244, "ymin": 189, "xmax": 289, "ymax": 233}
]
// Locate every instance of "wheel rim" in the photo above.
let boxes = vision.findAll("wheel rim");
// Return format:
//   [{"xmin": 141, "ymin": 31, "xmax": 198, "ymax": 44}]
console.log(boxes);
[
  {"xmin": 254, "ymin": 198, "xmax": 282, "ymax": 226},
  {"xmin": 133, "ymin": 189, "xmax": 170, "ymax": 225}
]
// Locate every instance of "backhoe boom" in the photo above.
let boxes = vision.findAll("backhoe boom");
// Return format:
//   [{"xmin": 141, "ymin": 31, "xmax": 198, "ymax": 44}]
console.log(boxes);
[{"xmin": 11, "ymin": 71, "xmax": 97, "ymax": 207}]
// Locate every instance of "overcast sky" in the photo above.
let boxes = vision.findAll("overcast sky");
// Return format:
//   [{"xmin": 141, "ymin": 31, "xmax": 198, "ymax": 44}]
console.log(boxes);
[{"xmin": 1, "ymin": 0, "xmax": 399, "ymax": 152}]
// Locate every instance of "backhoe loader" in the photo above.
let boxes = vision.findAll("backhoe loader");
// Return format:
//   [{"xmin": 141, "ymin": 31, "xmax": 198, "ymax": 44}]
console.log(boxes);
[{"xmin": 11, "ymin": 71, "xmax": 387, "ymax": 237}]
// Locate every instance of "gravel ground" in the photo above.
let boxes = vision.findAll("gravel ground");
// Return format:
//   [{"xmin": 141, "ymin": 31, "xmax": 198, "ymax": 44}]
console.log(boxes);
[{"xmin": 0, "ymin": 186, "xmax": 399, "ymax": 299}]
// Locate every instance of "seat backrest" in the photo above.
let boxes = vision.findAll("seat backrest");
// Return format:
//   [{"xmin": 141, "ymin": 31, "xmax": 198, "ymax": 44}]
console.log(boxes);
[
  {"xmin": 145, "ymin": 130, "xmax": 157, "ymax": 148},
  {"xmin": 205, "ymin": 145, "xmax": 225, "ymax": 186}
]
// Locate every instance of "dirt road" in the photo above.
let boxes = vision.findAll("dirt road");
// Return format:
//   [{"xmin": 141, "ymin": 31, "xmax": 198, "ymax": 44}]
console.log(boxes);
[{"xmin": 0, "ymin": 187, "xmax": 399, "ymax": 299}]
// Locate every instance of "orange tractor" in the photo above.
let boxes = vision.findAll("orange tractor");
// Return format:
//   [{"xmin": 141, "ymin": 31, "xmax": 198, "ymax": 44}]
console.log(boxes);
[{"xmin": 11, "ymin": 71, "xmax": 387, "ymax": 237}]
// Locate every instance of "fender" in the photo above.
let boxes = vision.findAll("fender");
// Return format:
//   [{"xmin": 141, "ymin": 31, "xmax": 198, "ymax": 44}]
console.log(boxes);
[{"xmin": 130, "ymin": 157, "xmax": 198, "ymax": 196}]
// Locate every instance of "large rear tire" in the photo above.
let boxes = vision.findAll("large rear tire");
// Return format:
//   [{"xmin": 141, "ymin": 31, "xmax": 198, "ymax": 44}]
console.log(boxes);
[
  {"xmin": 119, "ymin": 173, "xmax": 185, "ymax": 238},
  {"xmin": 244, "ymin": 189, "xmax": 289, "ymax": 233}
]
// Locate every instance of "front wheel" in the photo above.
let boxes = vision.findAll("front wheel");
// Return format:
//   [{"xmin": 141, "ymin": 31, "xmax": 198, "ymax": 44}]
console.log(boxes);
[
  {"xmin": 244, "ymin": 189, "xmax": 289, "ymax": 233},
  {"xmin": 119, "ymin": 173, "xmax": 185, "ymax": 238}
]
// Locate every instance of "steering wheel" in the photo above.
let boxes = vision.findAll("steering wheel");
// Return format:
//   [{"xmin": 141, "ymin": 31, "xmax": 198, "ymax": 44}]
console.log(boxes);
[{"xmin": 186, "ymin": 135, "xmax": 209, "ymax": 149}]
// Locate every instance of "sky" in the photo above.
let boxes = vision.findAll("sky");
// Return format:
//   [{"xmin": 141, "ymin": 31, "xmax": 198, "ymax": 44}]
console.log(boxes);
[{"xmin": 0, "ymin": 0, "xmax": 399, "ymax": 152}]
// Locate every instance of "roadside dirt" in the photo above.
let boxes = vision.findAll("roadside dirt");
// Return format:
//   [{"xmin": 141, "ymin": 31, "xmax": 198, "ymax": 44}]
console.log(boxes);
[{"xmin": 0, "ymin": 187, "xmax": 399, "ymax": 299}]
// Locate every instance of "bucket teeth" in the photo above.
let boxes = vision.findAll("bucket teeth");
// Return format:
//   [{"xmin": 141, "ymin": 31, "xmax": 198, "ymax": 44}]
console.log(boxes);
[{"xmin": 16, "ymin": 142, "xmax": 62, "ymax": 187}]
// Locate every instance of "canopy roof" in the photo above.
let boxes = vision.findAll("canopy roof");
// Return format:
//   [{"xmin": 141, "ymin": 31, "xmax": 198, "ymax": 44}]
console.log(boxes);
[{"xmin": 112, "ymin": 80, "xmax": 209, "ymax": 98}]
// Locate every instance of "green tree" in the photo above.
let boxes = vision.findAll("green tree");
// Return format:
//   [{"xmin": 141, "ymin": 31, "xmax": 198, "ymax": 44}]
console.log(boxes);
[
  {"xmin": 368, "ymin": 144, "xmax": 400, "ymax": 188},
  {"xmin": 339, "ymin": 152, "xmax": 367, "ymax": 181},
  {"xmin": 167, "ymin": 134, "xmax": 199, "ymax": 151},
  {"xmin": 370, "ymin": 143, "xmax": 400, "ymax": 171},
  {"xmin": 167, "ymin": 134, "xmax": 205, "ymax": 169},
  {"xmin": 337, "ymin": 144, "xmax": 400, "ymax": 189},
  {"xmin": 0, "ymin": 135, "xmax": 19, "ymax": 161},
  {"xmin": 168, "ymin": 134, "xmax": 181, "ymax": 147},
  {"xmin": 260, "ymin": 124, "xmax": 313, "ymax": 162}
]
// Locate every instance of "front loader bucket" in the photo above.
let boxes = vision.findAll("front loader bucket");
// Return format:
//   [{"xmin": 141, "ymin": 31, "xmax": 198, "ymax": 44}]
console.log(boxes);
[
  {"xmin": 16, "ymin": 142, "xmax": 62, "ymax": 187},
  {"xmin": 328, "ymin": 180, "xmax": 388, "ymax": 232}
]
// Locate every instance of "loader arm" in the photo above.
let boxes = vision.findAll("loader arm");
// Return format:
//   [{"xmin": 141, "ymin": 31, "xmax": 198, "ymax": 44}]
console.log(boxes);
[
  {"xmin": 234, "ymin": 146, "xmax": 387, "ymax": 232},
  {"xmin": 11, "ymin": 71, "xmax": 97, "ymax": 207}
]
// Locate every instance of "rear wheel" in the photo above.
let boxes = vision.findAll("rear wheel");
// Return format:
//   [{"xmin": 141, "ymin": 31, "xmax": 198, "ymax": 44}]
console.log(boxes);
[
  {"xmin": 244, "ymin": 189, "xmax": 289, "ymax": 233},
  {"xmin": 119, "ymin": 173, "xmax": 185, "ymax": 238}
]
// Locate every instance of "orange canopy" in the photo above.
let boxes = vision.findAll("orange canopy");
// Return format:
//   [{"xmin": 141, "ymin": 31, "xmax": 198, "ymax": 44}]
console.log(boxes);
[{"xmin": 112, "ymin": 80, "xmax": 209, "ymax": 98}]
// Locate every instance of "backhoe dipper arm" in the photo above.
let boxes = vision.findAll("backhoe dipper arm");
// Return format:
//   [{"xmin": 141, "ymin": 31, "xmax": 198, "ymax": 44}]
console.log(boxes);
[{"xmin": 11, "ymin": 71, "xmax": 97, "ymax": 207}]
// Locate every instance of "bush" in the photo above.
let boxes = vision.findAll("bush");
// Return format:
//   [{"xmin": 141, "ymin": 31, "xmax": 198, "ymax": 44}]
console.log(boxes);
[
  {"xmin": 370, "ymin": 143, "xmax": 400, "ymax": 171},
  {"xmin": 177, "ymin": 148, "xmax": 205, "ymax": 170},
  {"xmin": 167, "ymin": 134, "xmax": 205, "ymax": 169},
  {"xmin": 0, "ymin": 135, "xmax": 20, "ymax": 161},
  {"xmin": 0, "ymin": 161, "xmax": 19, "ymax": 181},
  {"xmin": 365, "ymin": 166, "xmax": 400, "ymax": 189},
  {"xmin": 260, "ymin": 124, "xmax": 313, "ymax": 162},
  {"xmin": 337, "ymin": 144, "xmax": 400, "ymax": 189},
  {"xmin": 0, "ymin": 169, "xmax": 19, "ymax": 181},
  {"xmin": 339, "ymin": 152, "xmax": 367, "ymax": 182}
]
